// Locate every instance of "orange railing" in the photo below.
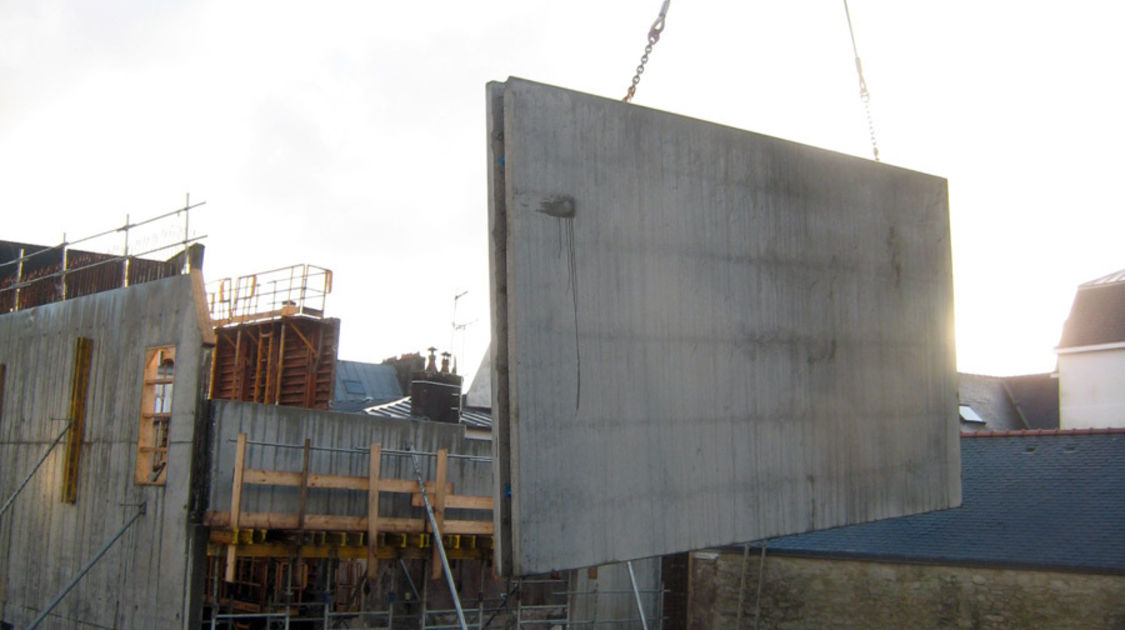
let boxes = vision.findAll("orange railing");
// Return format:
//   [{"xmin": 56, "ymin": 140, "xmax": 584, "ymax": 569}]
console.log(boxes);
[{"xmin": 207, "ymin": 264, "xmax": 332, "ymax": 326}]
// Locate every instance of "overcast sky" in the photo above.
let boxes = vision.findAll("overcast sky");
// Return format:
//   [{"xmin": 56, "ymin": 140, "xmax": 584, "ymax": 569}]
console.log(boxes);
[{"xmin": 2, "ymin": 1, "xmax": 1122, "ymax": 379}]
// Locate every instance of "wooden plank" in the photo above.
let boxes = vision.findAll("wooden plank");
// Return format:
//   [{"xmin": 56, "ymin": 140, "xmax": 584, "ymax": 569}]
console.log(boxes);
[
  {"xmin": 61, "ymin": 337, "xmax": 92, "ymax": 503},
  {"xmin": 298, "ymin": 438, "xmax": 310, "ymax": 529},
  {"xmin": 304, "ymin": 514, "xmax": 366, "ymax": 531},
  {"xmin": 367, "ymin": 443, "xmax": 381, "ymax": 580},
  {"xmin": 242, "ymin": 469, "xmax": 303, "ymax": 486},
  {"xmin": 240, "ymin": 468, "xmax": 450, "ymax": 495},
  {"xmin": 205, "ymin": 541, "xmax": 491, "ymax": 561},
  {"xmin": 204, "ymin": 511, "xmax": 494, "ymax": 535},
  {"xmin": 225, "ymin": 432, "xmax": 247, "ymax": 582},
  {"xmin": 308, "ymin": 473, "xmax": 369, "ymax": 490},
  {"xmin": 431, "ymin": 448, "xmax": 448, "ymax": 579},
  {"xmin": 411, "ymin": 494, "xmax": 493, "ymax": 510}
]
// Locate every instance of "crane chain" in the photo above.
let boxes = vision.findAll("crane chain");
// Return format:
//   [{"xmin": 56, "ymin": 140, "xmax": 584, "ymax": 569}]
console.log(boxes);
[
  {"xmin": 844, "ymin": 0, "xmax": 880, "ymax": 161},
  {"xmin": 623, "ymin": 0, "xmax": 671, "ymax": 103}
]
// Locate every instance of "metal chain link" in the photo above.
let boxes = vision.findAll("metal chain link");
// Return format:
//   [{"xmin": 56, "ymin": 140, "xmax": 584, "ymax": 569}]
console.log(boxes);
[
  {"xmin": 623, "ymin": 0, "xmax": 671, "ymax": 103},
  {"xmin": 844, "ymin": 0, "xmax": 880, "ymax": 161},
  {"xmin": 856, "ymin": 60, "xmax": 880, "ymax": 161}
]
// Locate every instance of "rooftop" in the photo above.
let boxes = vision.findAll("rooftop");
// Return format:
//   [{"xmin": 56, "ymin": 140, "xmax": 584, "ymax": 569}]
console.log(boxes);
[
  {"xmin": 1058, "ymin": 268, "xmax": 1125, "ymax": 349},
  {"xmin": 744, "ymin": 429, "xmax": 1125, "ymax": 573}
]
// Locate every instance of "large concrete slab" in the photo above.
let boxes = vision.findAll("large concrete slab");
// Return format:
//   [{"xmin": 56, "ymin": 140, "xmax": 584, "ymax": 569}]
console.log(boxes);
[
  {"xmin": 488, "ymin": 77, "xmax": 960, "ymax": 575},
  {"xmin": 0, "ymin": 275, "xmax": 213, "ymax": 629}
]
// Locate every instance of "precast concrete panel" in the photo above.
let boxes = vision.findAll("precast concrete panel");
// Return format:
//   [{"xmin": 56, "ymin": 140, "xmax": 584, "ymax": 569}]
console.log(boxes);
[
  {"xmin": 488, "ymin": 78, "xmax": 960, "ymax": 575},
  {"xmin": 0, "ymin": 275, "xmax": 212, "ymax": 629}
]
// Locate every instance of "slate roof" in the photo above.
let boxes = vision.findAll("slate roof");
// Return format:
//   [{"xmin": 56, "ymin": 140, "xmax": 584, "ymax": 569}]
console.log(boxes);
[
  {"xmin": 744, "ymin": 429, "xmax": 1125, "ymax": 573},
  {"xmin": 957, "ymin": 373, "xmax": 1024, "ymax": 432},
  {"xmin": 331, "ymin": 360, "xmax": 403, "ymax": 412},
  {"xmin": 364, "ymin": 396, "xmax": 493, "ymax": 430},
  {"xmin": 1058, "ymin": 270, "xmax": 1125, "ymax": 349},
  {"xmin": 1003, "ymin": 373, "xmax": 1059, "ymax": 430}
]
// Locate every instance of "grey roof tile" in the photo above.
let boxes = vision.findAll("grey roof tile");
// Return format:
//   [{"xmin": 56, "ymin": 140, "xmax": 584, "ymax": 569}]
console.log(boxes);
[{"xmin": 748, "ymin": 430, "xmax": 1125, "ymax": 573}]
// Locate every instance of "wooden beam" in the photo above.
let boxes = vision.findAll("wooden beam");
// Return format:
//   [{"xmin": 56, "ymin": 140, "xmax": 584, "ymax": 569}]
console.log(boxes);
[
  {"xmin": 225, "ymin": 432, "xmax": 247, "ymax": 582},
  {"xmin": 411, "ymin": 493, "xmax": 493, "ymax": 511},
  {"xmin": 298, "ymin": 438, "xmax": 310, "ymax": 530},
  {"xmin": 204, "ymin": 511, "xmax": 493, "ymax": 535},
  {"xmin": 367, "ymin": 443, "xmax": 381, "ymax": 580},
  {"xmin": 431, "ymin": 448, "xmax": 448, "ymax": 579},
  {"xmin": 205, "ymin": 540, "xmax": 492, "ymax": 561},
  {"xmin": 286, "ymin": 318, "xmax": 316, "ymax": 355},
  {"xmin": 240, "ymin": 468, "xmax": 451, "ymax": 495}
]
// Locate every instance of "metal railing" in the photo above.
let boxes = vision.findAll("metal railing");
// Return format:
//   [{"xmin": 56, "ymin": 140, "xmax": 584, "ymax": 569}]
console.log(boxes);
[
  {"xmin": 0, "ymin": 199, "xmax": 206, "ymax": 313},
  {"xmin": 207, "ymin": 264, "xmax": 332, "ymax": 326}
]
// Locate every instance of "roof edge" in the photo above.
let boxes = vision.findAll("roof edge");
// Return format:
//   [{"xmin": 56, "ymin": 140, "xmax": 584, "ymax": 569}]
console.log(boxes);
[
  {"xmin": 961, "ymin": 427, "xmax": 1125, "ymax": 438},
  {"xmin": 1056, "ymin": 340, "xmax": 1125, "ymax": 354},
  {"xmin": 720, "ymin": 547, "xmax": 1125, "ymax": 576}
]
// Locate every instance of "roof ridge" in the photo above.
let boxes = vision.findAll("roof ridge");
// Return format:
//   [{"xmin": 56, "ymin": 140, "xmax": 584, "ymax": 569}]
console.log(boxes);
[
  {"xmin": 962, "ymin": 427, "xmax": 1125, "ymax": 438},
  {"xmin": 1080, "ymin": 268, "xmax": 1125, "ymax": 288}
]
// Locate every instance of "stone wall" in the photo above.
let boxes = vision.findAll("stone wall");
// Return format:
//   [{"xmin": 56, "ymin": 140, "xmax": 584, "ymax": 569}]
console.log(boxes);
[{"xmin": 688, "ymin": 550, "xmax": 1125, "ymax": 630}]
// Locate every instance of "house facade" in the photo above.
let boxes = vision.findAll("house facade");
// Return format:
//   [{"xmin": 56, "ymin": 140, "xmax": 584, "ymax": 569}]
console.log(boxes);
[{"xmin": 1057, "ymin": 268, "xmax": 1125, "ymax": 429}]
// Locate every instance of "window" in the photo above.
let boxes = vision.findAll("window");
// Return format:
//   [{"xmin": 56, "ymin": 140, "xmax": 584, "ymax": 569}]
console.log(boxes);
[
  {"xmin": 959, "ymin": 404, "xmax": 985, "ymax": 424},
  {"xmin": 343, "ymin": 379, "xmax": 366, "ymax": 396},
  {"xmin": 137, "ymin": 346, "xmax": 175, "ymax": 485}
]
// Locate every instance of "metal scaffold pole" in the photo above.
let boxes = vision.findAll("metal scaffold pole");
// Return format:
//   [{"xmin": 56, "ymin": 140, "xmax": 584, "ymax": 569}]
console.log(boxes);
[
  {"xmin": 0, "ymin": 421, "xmax": 72, "ymax": 519},
  {"xmin": 627, "ymin": 561, "xmax": 651, "ymax": 630},
  {"xmin": 407, "ymin": 445, "xmax": 468, "ymax": 630},
  {"xmin": 24, "ymin": 503, "xmax": 146, "ymax": 630}
]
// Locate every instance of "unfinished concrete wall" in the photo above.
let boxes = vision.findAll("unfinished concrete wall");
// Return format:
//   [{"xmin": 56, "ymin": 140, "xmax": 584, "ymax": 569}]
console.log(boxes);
[
  {"xmin": 207, "ymin": 400, "xmax": 493, "ymax": 522},
  {"xmin": 0, "ymin": 274, "xmax": 212, "ymax": 629},
  {"xmin": 688, "ymin": 551, "xmax": 1125, "ymax": 630},
  {"xmin": 488, "ymin": 77, "xmax": 960, "ymax": 575}
]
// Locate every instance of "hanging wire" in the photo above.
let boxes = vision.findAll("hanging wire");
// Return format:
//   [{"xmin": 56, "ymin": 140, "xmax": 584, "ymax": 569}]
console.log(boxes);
[
  {"xmin": 623, "ymin": 0, "xmax": 671, "ymax": 103},
  {"xmin": 843, "ymin": 0, "xmax": 880, "ymax": 161}
]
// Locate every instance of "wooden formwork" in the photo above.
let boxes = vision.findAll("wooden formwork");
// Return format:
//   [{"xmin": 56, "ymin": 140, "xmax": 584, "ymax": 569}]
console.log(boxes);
[
  {"xmin": 210, "ymin": 316, "xmax": 340, "ymax": 409},
  {"xmin": 205, "ymin": 434, "xmax": 495, "ymax": 584}
]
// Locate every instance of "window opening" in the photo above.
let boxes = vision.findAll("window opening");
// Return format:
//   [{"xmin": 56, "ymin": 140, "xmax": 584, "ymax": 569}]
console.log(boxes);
[{"xmin": 137, "ymin": 346, "xmax": 175, "ymax": 485}]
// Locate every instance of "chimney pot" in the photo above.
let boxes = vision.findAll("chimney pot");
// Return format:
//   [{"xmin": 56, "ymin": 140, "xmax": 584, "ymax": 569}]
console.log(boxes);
[{"xmin": 426, "ymin": 347, "xmax": 438, "ymax": 373}]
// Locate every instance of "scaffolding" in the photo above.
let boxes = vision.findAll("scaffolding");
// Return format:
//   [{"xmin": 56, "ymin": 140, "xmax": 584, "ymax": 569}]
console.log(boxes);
[{"xmin": 0, "ymin": 198, "xmax": 206, "ymax": 312}]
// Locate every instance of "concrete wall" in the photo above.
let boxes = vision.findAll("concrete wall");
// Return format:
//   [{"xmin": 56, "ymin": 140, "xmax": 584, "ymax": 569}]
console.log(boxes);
[
  {"xmin": 0, "ymin": 275, "xmax": 212, "ymax": 629},
  {"xmin": 1059, "ymin": 348, "xmax": 1125, "ymax": 429},
  {"xmin": 488, "ymin": 77, "xmax": 960, "ymax": 575},
  {"xmin": 208, "ymin": 400, "xmax": 494, "ymax": 521},
  {"xmin": 688, "ymin": 551, "xmax": 1125, "ymax": 630}
]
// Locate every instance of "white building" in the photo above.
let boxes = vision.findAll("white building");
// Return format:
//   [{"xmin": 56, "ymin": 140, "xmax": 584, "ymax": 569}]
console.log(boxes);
[{"xmin": 1057, "ymin": 268, "xmax": 1125, "ymax": 429}]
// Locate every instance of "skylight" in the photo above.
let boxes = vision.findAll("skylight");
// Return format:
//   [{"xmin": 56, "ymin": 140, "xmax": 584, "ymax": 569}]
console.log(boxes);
[
  {"xmin": 343, "ymin": 379, "xmax": 366, "ymax": 396},
  {"xmin": 959, "ymin": 404, "xmax": 985, "ymax": 424}
]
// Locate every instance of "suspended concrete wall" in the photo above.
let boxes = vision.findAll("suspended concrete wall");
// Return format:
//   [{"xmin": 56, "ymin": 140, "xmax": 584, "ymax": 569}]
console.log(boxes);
[
  {"xmin": 0, "ymin": 273, "xmax": 214, "ymax": 629},
  {"xmin": 488, "ymin": 77, "xmax": 960, "ymax": 575}
]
